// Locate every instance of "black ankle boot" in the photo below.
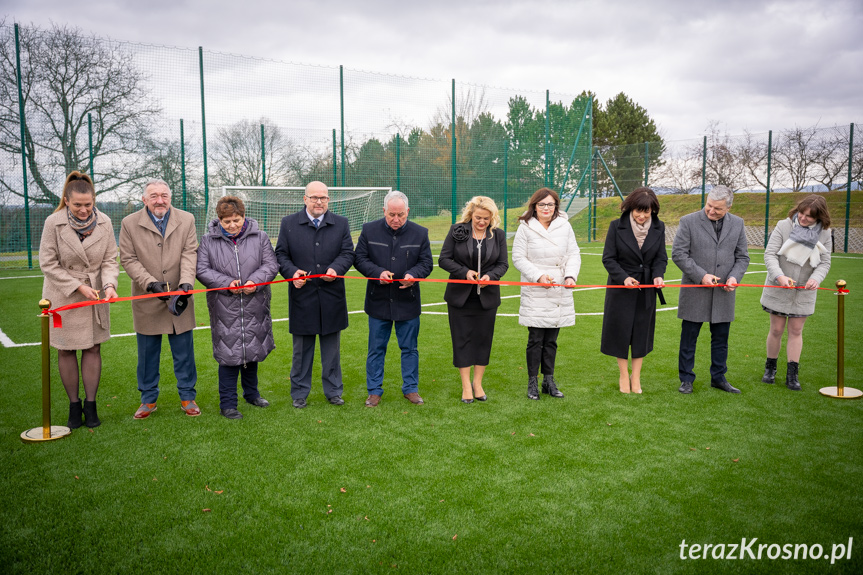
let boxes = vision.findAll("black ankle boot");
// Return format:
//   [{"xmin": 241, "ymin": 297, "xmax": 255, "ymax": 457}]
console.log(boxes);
[
  {"xmin": 786, "ymin": 361, "xmax": 801, "ymax": 391},
  {"xmin": 68, "ymin": 400, "xmax": 83, "ymax": 429},
  {"xmin": 527, "ymin": 376, "xmax": 540, "ymax": 400},
  {"xmin": 762, "ymin": 358, "xmax": 778, "ymax": 384},
  {"xmin": 542, "ymin": 375, "xmax": 565, "ymax": 398},
  {"xmin": 83, "ymin": 400, "xmax": 101, "ymax": 428}
]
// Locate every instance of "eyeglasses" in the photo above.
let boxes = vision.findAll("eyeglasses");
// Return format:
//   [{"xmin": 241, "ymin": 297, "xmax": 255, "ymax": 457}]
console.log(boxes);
[
  {"xmin": 306, "ymin": 196, "xmax": 330, "ymax": 203},
  {"xmin": 537, "ymin": 202, "xmax": 556, "ymax": 209}
]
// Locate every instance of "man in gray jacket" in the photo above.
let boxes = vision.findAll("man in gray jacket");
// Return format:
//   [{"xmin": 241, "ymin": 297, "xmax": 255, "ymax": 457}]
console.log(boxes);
[{"xmin": 672, "ymin": 186, "xmax": 750, "ymax": 394}]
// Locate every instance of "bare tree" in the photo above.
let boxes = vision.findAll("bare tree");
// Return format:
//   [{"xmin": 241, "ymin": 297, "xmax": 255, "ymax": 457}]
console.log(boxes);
[
  {"xmin": 211, "ymin": 118, "xmax": 302, "ymax": 187},
  {"xmin": 652, "ymin": 147, "xmax": 703, "ymax": 194},
  {"xmin": 771, "ymin": 126, "xmax": 818, "ymax": 192},
  {"xmin": 0, "ymin": 21, "xmax": 160, "ymax": 204},
  {"xmin": 736, "ymin": 130, "xmax": 771, "ymax": 190},
  {"xmin": 809, "ymin": 127, "xmax": 852, "ymax": 192},
  {"xmin": 699, "ymin": 121, "xmax": 747, "ymax": 191}
]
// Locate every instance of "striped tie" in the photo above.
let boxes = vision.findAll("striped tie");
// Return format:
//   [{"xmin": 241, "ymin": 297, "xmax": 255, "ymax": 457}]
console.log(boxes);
[{"xmin": 313, "ymin": 218, "xmax": 320, "ymax": 228}]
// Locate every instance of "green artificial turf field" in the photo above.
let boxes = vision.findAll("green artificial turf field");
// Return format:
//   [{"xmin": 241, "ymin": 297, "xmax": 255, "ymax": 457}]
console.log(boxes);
[{"xmin": 1, "ymin": 243, "xmax": 861, "ymax": 574}]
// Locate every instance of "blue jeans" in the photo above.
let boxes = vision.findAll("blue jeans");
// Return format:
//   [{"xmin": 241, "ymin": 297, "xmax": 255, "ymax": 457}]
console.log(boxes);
[
  {"xmin": 136, "ymin": 331, "xmax": 197, "ymax": 404},
  {"xmin": 366, "ymin": 316, "xmax": 420, "ymax": 396}
]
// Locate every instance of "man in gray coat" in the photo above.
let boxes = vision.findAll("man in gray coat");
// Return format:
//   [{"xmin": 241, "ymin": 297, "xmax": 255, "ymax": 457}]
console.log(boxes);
[{"xmin": 671, "ymin": 185, "xmax": 750, "ymax": 394}]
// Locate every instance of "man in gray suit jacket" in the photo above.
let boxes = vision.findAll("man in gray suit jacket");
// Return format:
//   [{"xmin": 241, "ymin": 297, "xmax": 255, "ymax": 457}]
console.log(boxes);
[{"xmin": 672, "ymin": 186, "xmax": 750, "ymax": 394}]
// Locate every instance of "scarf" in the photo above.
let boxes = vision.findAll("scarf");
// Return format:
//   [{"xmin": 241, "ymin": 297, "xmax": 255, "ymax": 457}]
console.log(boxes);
[
  {"xmin": 220, "ymin": 219, "xmax": 249, "ymax": 243},
  {"xmin": 67, "ymin": 206, "xmax": 99, "ymax": 241},
  {"xmin": 777, "ymin": 214, "xmax": 826, "ymax": 267},
  {"xmin": 629, "ymin": 212, "xmax": 651, "ymax": 249}
]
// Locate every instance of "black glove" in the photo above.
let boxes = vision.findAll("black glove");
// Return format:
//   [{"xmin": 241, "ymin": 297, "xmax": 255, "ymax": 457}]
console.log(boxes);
[
  {"xmin": 179, "ymin": 283, "xmax": 193, "ymax": 293},
  {"xmin": 147, "ymin": 281, "xmax": 171, "ymax": 301}
]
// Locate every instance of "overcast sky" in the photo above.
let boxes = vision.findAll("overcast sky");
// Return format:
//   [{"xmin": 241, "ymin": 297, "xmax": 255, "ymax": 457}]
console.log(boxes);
[{"xmin": 5, "ymin": 0, "xmax": 861, "ymax": 143}]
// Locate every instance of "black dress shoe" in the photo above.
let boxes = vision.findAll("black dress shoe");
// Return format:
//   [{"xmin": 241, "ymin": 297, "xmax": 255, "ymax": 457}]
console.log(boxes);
[
  {"xmin": 678, "ymin": 381, "xmax": 693, "ymax": 394},
  {"xmin": 711, "ymin": 379, "xmax": 741, "ymax": 394},
  {"xmin": 461, "ymin": 398, "xmax": 474, "ymax": 404},
  {"xmin": 474, "ymin": 395, "xmax": 487, "ymax": 402},
  {"xmin": 220, "ymin": 408, "xmax": 243, "ymax": 419},
  {"xmin": 292, "ymin": 398, "xmax": 307, "ymax": 409},
  {"xmin": 328, "ymin": 396, "xmax": 345, "ymax": 406},
  {"xmin": 247, "ymin": 396, "xmax": 270, "ymax": 407}
]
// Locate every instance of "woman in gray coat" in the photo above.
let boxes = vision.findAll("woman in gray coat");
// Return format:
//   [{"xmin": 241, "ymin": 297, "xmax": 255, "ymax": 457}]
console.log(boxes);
[
  {"xmin": 760, "ymin": 195, "xmax": 832, "ymax": 391},
  {"xmin": 40, "ymin": 172, "xmax": 119, "ymax": 429},
  {"xmin": 197, "ymin": 196, "xmax": 279, "ymax": 419}
]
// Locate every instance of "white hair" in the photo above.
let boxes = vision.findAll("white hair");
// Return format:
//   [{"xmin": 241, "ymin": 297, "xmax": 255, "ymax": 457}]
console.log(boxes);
[
  {"xmin": 384, "ymin": 190, "xmax": 409, "ymax": 210},
  {"xmin": 707, "ymin": 185, "xmax": 734, "ymax": 207},
  {"xmin": 143, "ymin": 178, "xmax": 171, "ymax": 197}
]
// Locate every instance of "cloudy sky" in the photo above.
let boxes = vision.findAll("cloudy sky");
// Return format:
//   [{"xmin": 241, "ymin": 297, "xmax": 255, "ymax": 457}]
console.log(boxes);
[{"xmin": 4, "ymin": 0, "xmax": 861, "ymax": 143}]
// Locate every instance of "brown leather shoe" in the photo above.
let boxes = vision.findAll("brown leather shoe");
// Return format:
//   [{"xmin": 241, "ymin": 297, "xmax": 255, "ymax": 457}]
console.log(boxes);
[
  {"xmin": 403, "ymin": 392, "xmax": 424, "ymax": 405},
  {"xmin": 134, "ymin": 403, "xmax": 157, "ymax": 419},
  {"xmin": 365, "ymin": 394, "xmax": 381, "ymax": 407},
  {"xmin": 181, "ymin": 400, "xmax": 201, "ymax": 416}
]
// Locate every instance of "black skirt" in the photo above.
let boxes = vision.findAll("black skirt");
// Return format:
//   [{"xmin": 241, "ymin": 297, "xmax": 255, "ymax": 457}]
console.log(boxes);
[{"xmin": 448, "ymin": 292, "xmax": 497, "ymax": 367}]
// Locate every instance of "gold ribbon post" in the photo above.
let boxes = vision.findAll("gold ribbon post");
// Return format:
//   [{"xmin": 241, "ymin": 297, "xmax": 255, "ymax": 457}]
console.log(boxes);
[
  {"xmin": 20, "ymin": 299, "xmax": 72, "ymax": 442},
  {"xmin": 820, "ymin": 280, "xmax": 861, "ymax": 399}
]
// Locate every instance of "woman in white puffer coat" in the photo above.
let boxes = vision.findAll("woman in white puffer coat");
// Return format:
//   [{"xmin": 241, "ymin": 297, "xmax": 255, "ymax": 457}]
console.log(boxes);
[{"xmin": 512, "ymin": 188, "xmax": 581, "ymax": 401}]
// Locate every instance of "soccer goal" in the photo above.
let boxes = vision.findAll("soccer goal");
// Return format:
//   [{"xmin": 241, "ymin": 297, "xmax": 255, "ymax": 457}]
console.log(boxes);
[{"xmin": 210, "ymin": 186, "xmax": 392, "ymax": 238}]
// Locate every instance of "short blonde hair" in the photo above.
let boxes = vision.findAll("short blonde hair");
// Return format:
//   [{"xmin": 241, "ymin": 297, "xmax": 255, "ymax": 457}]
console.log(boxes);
[{"xmin": 459, "ymin": 196, "xmax": 501, "ymax": 230}]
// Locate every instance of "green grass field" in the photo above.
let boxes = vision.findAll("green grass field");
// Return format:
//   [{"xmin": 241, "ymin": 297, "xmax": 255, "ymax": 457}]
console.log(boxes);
[{"xmin": 1, "ymin": 243, "xmax": 861, "ymax": 574}]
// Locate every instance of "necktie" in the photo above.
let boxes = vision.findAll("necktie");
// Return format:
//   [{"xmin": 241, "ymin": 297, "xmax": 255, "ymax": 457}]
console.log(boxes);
[{"xmin": 313, "ymin": 218, "xmax": 320, "ymax": 228}]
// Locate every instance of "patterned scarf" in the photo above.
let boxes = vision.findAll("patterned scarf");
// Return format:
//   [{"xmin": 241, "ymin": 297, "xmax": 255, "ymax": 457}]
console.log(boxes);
[
  {"xmin": 777, "ymin": 214, "xmax": 826, "ymax": 267},
  {"xmin": 67, "ymin": 206, "xmax": 98, "ymax": 241},
  {"xmin": 629, "ymin": 212, "xmax": 651, "ymax": 249},
  {"xmin": 220, "ymin": 219, "xmax": 249, "ymax": 243}
]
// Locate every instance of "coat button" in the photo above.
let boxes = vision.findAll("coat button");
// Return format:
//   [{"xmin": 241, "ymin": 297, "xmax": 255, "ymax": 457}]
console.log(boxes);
[
  {"xmin": 392, "ymin": 257, "xmax": 396, "ymax": 260},
  {"xmin": 316, "ymin": 242, "xmax": 319, "ymax": 246},
  {"xmin": 317, "ymin": 264, "xmax": 321, "ymax": 268},
  {"xmin": 163, "ymin": 270, "xmax": 167, "ymax": 274},
  {"xmin": 157, "ymin": 243, "xmax": 162, "ymax": 247}
]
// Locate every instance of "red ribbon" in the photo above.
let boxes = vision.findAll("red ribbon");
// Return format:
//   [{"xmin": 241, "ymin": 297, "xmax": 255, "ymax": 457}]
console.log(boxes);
[{"xmin": 44, "ymin": 274, "xmax": 847, "ymax": 329}]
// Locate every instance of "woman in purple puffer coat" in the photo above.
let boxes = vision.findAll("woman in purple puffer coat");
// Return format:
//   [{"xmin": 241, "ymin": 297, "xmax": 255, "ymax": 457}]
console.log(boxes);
[{"xmin": 197, "ymin": 196, "xmax": 279, "ymax": 419}]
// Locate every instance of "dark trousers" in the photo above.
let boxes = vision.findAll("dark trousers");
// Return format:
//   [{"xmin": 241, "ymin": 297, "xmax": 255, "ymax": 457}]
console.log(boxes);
[
  {"xmin": 218, "ymin": 362, "xmax": 260, "ymax": 410},
  {"xmin": 678, "ymin": 320, "xmax": 731, "ymax": 383},
  {"xmin": 290, "ymin": 332, "xmax": 343, "ymax": 400},
  {"xmin": 526, "ymin": 327, "xmax": 560, "ymax": 377},
  {"xmin": 136, "ymin": 330, "xmax": 197, "ymax": 404}
]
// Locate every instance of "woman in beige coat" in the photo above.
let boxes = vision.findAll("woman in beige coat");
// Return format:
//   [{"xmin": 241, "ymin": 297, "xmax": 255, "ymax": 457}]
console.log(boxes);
[
  {"xmin": 760, "ymin": 195, "xmax": 832, "ymax": 391},
  {"xmin": 39, "ymin": 172, "xmax": 119, "ymax": 428}
]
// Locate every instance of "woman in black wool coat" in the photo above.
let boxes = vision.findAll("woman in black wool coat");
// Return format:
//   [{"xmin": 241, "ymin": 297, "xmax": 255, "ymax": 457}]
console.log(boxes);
[{"xmin": 600, "ymin": 187, "xmax": 667, "ymax": 394}]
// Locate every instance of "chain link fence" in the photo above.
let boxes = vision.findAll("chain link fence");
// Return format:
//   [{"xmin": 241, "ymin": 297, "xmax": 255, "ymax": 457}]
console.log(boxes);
[{"xmin": 0, "ymin": 22, "xmax": 860, "ymax": 270}]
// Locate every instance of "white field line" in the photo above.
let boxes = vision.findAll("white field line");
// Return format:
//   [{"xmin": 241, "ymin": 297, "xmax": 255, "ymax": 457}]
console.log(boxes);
[{"xmin": 0, "ymin": 268, "xmax": 770, "ymax": 348}]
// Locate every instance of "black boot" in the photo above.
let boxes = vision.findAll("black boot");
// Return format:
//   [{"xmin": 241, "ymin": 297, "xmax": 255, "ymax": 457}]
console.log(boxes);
[
  {"xmin": 762, "ymin": 358, "xmax": 778, "ymax": 384},
  {"xmin": 786, "ymin": 361, "xmax": 801, "ymax": 391},
  {"xmin": 68, "ymin": 400, "xmax": 83, "ymax": 429},
  {"xmin": 83, "ymin": 400, "xmax": 101, "ymax": 428},
  {"xmin": 542, "ymin": 375, "xmax": 565, "ymax": 398},
  {"xmin": 527, "ymin": 376, "xmax": 540, "ymax": 400}
]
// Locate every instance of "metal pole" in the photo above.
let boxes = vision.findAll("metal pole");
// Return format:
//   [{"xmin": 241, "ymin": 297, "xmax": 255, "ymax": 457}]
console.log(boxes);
[
  {"xmin": 180, "ymin": 119, "xmax": 187, "ymax": 210},
  {"xmin": 340, "ymin": 65, "xmax": 345, "ymax": 187},
  {"xmin": 14, "ymin": 24, "xmax": 32, "ymax": 269},
  {"xmin": 451, "ymin": 79, "xmax": 456, "ymax": 224},
  {"xmin": 88, "ymin": 113, "xmax": 94, "ymax": 180},
  {"xmin": 644, "ymin": 142, "xmax": 649, "ymax": 186},
  {"xmin": 764, "ymin": 130, "xmax": 773, "ymax": 248},
  {"xmin": 395, "ymin": 133, "xmax": 401, "ymax": 191},
  {"xmin": 559, "ymin": 102, "xmax": 590, "ymax": 195},
  {"xmin": 503, "ymin": 139, "xmax": 508, "ymax": 233},
  {"xmin": 199, "ymin": 47, "xmax": 209, "ymax": 218},
  {"xmin": 701, "ymin": 135, "xmax": 707, "ymax": 208},
  {"xmin": 261, "ymin": 123, "xmax": 268, "ymax": 231},
  {"xmin": 819, "ymin": 280, "xmax": 861, "ymax": 399},
  {"xmin": 845, "ymin": 123, "xmax": 854, "ymax": 253},
  {"xmin": 544, "ymin": 90, "xmax": 551, "ymax": 187},
  {"xmin": 332, "ymin": 129, "xmax": 337, "ymax": 187},
  {"xmin": 21, "ymin": 300, "xmax": 71, "ymax": 442}
]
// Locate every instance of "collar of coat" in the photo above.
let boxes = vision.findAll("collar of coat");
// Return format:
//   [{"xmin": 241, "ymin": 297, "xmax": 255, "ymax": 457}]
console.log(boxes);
[
  {"xmin": 301, "ymin": 208, "xmax": 337, "ymax": 227},
  {"xmin": 206, "ymin": 217, "xmax": 260, "ymax": 239},
  {"xmin": 135, "ymin": 206, "xmax": 180, "ymax": 238},
  {"xmin": 615, "ymin": 211, "xmax": 664, "ymax": 260},
  {"xmin": 696, "ymin": 210, "xmax": 735, "ymax": 245},
  {"xmin": 55, "ymin": 210, "xmax": 111, "ymax": 267},
  {"xmin": 522, "ymin": 211, "xmax": 570, "ymax": 239}
]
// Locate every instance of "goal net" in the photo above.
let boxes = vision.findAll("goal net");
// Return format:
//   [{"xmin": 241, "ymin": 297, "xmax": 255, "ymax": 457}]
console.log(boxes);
[{"xmin": 209, "ymin": 186, "xmax": 392, "ymax": 239}]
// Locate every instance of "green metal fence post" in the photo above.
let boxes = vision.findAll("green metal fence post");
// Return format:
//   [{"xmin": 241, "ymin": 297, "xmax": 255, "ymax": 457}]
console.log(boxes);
[
  {"xmin": 332, "ymin": 129, "xmax": 337, "ymax": 187},
  {"xmin": 644, "ymin": 141, "xmax": 649, "ymax": 186},
  {"xmin": 700, "ymin": 135, "xmax": 707, "ymax": 208},
  {"xmin": 261, "ymin": 123, "xmax": 268, "ymax": 230},
  {"xmin": 199, "ymin": 47, "xmax": 209, "ymax": 218},
  {"xmin": 592, "ymin": 150, "xmax": 598, "ymax": 241},
  {"xmin": 340, "ymin": 65, "xmax": 345, "ymax": 187},
  {"xmin": 180, "ymin": 119, "xmax": 187, "ymax": 210},
  {"xmin": 395, "ymin": 133, "xmax": 400, "ymax": 191},
  {"xmin": 451, "ymin": 79, "xmax": 456, "ymax": 224},
  {"xmin": 544, "ymin": 90, "xmax": 550, "ymax": 187},
  {"xmin": 14, "ymin": 24, "xmax": 32, "ymax": 269},
  {"xmin": 846, "ymin": 123, "xmax": 854, "ymax": 253},
  {"xmin": 559, "ymin": 102, "xmax": 590, "ymax": 200},
  {"xmin": 503, "ymin": 139, "xmax": 508, "ymax": 233},
  {"xmin": 87, "ymin": 113, "xmax": 94, "ymax": 180},
  {"xmin": 764, "ymin": 130, "xmax": 772, "ymax": 247}
]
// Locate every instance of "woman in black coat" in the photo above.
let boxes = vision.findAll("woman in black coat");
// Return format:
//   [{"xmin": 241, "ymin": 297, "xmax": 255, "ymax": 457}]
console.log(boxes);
[
  {"xmin": 439, "ymin": 196, "xmax": 509, "ymax": 404},
  {"xmin": 600, "ymin": 187, "xmax": 667, "ymax": 394}
]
